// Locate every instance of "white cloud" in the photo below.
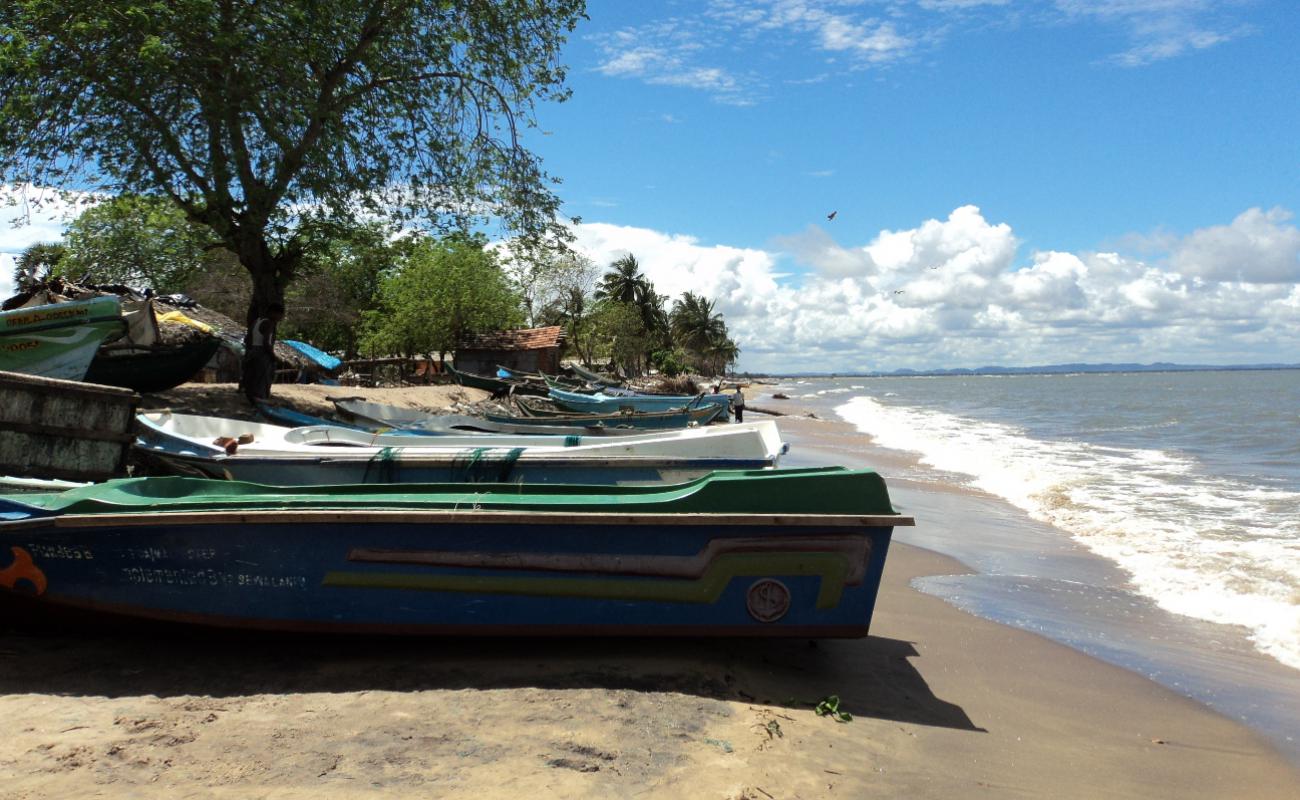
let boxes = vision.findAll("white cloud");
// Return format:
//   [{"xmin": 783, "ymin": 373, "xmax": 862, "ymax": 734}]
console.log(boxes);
[
  {"xmin": 568, "ymin": 205, "xmax": 1300, "ymax": 372},
  {"xmin": 1, "ymin": 184, "xmax": 98, "ymax": 301},
  {"xmin": 1053, "ymin": 0, "xmax": 1252, "ymax": 66},
  {"xmin": 588, "ymin": 0, "xmax": 1253, "ymax": 104},
  {"xmin": 1169, "ymin": 207, "xmax": 1300, "ymax": 284},
  {"xmin": 0, "ymin": 254, "xmax": 15, "ymax": 301}
]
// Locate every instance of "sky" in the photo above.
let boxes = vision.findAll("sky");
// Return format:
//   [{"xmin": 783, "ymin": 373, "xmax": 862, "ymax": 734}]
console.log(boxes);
[{"xmin": 4, "ymin": 0, "xmax": 1298, "ymax": 372}]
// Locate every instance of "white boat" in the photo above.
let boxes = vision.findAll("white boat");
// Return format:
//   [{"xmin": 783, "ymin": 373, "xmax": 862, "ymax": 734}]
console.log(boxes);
[
  {"xmin": 0, "ymin": 296, "xmax": 125, "ymax": 380},
  {"xmin": 134, "ymin": 411, "xmax": 788, "ymax": 485}
]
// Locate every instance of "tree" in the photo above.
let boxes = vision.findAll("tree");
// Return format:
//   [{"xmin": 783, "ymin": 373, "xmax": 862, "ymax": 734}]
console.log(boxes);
[
  {"xmin": 595, "ymin": 254, "xmax": 649, "ymax": 305},
  {"xmin": 360, "ymin": 233, "xmax": 523, "ymax": 361},
  {"xmin": 281, "ymin": 221, "xmax": 402, "ymax": 358},
  {"xmin": 62, "ymin": 194, "xmax": 213, "ymax": 291},
  {"xmin": 0, "ymin": 0, "xmax": 585, "ymax": 387},
  {"xmin": 11, "ymin": 241, "xmax": 65, "ymax": 292},
  {"xmin": 506, "ymin": 246, "xmax": 597, "ymax": 329},
  {"xmin": 671, "ymin": 291, "xmax": 724, "ymax": 350},
  {"xmin": 586, "ymin": 299, "xmax": 647, "ymax": 376},
  {"xmin": 670, "ymin": 291, "xmax": 739, "ymax": 376}
]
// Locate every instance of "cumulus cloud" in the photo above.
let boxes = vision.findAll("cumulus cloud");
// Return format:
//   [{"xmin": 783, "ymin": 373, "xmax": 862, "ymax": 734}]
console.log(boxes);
[
  {"xmin": 568, "ymin": 205, "xmax": 1300, "ymax": 372},
  {"xmin": 1169, "ymin": 207, "xmax": 1300, "ymax": 284},
  {"xmin": 0, "ymin": 184, "xmax": 99, "ymax": 301}
]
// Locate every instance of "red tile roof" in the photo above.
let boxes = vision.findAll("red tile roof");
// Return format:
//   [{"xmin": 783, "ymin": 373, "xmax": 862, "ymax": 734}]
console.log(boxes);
[{"xmin": 458, "ymin": 325, "xmax": 565, "ymax": 351}]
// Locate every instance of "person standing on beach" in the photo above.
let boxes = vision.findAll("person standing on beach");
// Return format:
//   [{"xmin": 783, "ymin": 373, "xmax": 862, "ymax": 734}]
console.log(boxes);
[
  {"xmin": 241, "ymin": 303, "xmax": 284, "ymax": 403},
  {"xmin": 731, "ymin": 386, "xmax": 745, "ymax": 422}
]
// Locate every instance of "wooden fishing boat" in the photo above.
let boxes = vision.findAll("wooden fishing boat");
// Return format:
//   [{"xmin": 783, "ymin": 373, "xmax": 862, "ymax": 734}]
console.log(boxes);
[
  {"xmin": 134, "ymin": 411, "xmax": 786, "ymax": 485},
  {"xmin": 256, "ymin": 402, "xmax": 374, "ymax": 431},
  {"xmin": 548, "ymin": 385, "xmax": 731, "ymax": 415},
  {"xmin": 0, "ymin": 468, "xmax": 913, "ymax": 636},
  {"xmin": 0, "ymin": 297, "xmax": 126, "ymax": 381},
  {"xmin": 0, "ymin": 370, "xmax": 139, "ymax": 482},
  {"xmin": 83, "ymin": 334, "xmax": 221, "ymax": 393},
  {"xmin": 495, "ymin": 364, "xmax": 543, "ymax": 381},
  {"xmin": 331, "ymin": 398, "xmax": 648, "ymax": 437},
  {"xmin": 501, "ymin": 397, "xmax": 726, "ymax": 429},
  {"xmin": 445, "ymin": 363, "xmax": 547, "ymax": 396},
  {"xmin": 569, "ymin": 362, "xmax": 624, "ymax": 387}
]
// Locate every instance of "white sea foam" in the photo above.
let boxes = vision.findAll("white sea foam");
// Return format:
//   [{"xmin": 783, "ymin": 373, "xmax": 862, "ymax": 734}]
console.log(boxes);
[{"xmin": 837, "ymin": 395, "xmax": 1300, "ymax": 670}]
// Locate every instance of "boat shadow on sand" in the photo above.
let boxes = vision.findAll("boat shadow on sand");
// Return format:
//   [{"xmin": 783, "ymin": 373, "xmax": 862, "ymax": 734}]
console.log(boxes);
[{"xmin": 0, "ymin": 629, "xmax": 982, "ymax": 733}]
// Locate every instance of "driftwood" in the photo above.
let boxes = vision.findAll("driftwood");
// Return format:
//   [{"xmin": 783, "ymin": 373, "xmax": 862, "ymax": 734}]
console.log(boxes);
[{"xmin": 745, "ymin": 405, "xmax": 785, "ymax": 417}]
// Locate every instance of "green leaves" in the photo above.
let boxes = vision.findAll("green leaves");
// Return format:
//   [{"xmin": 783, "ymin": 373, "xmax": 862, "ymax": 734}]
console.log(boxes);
[
  {"xmin": 813, "ymin": 695, "xmax": 853, "ymax": 723},
  {"xmin": 360, "ymin": 233, "xmax": 524, "ymax": 358},
  {"xmin": 62, "ymin": 194, "xmax": 215, "ymax": 292}
]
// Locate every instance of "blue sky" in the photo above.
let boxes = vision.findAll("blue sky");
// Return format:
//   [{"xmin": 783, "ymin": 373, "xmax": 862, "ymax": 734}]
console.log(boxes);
[
  {"xmin": 4, "ymin": 0, "xmax": 1298, "ymax": 372},
  {"xmin": 519, "ymin": 0, "xmax": 1300, "ymax": 371}
]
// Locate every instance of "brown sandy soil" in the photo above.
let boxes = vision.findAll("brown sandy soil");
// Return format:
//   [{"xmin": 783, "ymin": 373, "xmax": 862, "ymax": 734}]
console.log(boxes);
[
  {"xmin": 138, "ymin": 382, "xmax": 492, "ymax": 422},
  {"xmin": 2, "ymin": 544, "xmax": 1296, "ymax": 799},
  {"xmin": 4, "ymin": 384, "xmax": 1297, "ymax": 796}
]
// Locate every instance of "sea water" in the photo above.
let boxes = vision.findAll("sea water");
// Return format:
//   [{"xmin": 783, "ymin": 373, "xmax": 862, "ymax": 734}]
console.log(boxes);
[{"xmin": 771, "ymin": 370, "xmax": 1300, "ymax": 759}]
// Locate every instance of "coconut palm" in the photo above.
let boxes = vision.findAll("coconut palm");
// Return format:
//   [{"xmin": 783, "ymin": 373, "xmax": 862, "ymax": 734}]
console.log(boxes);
[
  {"xmin": 12, "ymin": 241, "xmax": 67, "ymax": 291},
  {"xmin": 670, "ymin": 292, "xmax": 726, "ymax": 356},
  {"xmin": 705, "ymin": 334, "xmax": 741, "ymax": 376},
  {"xmin": 595, "ymin": 254, "xmax": 649, "ymax": 305}
]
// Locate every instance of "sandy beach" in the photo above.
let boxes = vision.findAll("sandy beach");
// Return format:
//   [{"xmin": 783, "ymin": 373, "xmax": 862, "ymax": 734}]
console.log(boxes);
[{"xmin": 2, "ymin": 384, "xmax": 1298, "ymax": 797}]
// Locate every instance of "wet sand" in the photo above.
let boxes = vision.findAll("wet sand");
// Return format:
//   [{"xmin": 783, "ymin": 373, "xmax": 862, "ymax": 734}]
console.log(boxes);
[{"xmin": 2, "ymin": 386, "xmax": 1298, "ymax": 797}]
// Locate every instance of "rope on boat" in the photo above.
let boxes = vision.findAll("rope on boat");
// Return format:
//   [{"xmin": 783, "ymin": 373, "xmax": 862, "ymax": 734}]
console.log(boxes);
[
  {"xmin": 363, "ymin": 446, "xmax": 400, "ymax": 483},
  {"xmin": 451, "ymin": 447, "xmax": 525, "ymax": 482}
]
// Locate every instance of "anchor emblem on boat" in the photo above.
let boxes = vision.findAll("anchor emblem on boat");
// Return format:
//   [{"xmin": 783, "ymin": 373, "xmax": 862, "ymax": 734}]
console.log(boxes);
[
  {"xmin": 746, "ymin": 579, "xmax": 791, "ymax": 623},
  {"xmin": 0, "ymin": 547, "xmax": 47, "ymax": 596}
]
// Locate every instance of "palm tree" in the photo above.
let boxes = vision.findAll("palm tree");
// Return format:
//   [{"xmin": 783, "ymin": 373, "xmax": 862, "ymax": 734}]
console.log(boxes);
[
  {"xmin": 595, "ymin": 254, "xmax": 649, "ymax": 305},
  {"xmin": 705, "ymin": 334, "xmax": 740, "ymax": 376},
  {"xmin": 671, "ymin": 291, "xmax": 725, "ymax": 351},
  {"xmin": 13, "ymin": 241, "xmax": 67, "ymax": 291}
]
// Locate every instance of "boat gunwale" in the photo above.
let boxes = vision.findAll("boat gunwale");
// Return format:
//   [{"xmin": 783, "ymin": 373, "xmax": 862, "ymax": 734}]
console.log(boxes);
[{"xmin": 5, "ymin": 510, "xmax": 915, "ymax": 530}]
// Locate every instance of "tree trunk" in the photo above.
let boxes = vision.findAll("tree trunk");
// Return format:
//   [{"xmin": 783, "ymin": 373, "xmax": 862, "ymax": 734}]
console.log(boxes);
[{"xmin": 236, "ymin": 234, "xmax": 298, "ymax": 400}]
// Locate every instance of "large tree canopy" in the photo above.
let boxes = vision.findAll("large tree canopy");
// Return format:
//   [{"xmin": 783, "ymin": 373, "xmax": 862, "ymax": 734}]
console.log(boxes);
[
  {"xmin": 62, "ymin": 194, "xmax": 214, "ymax": 292},
  {"xmin": 361, "ymin": 233, "xmax": 522, "ymax": 359},
  {"xmin": 0, "ymin": 0, "xmax": 584, "ymax": 390}
]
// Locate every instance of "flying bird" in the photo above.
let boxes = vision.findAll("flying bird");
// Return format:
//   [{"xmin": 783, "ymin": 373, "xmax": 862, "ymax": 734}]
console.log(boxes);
[
  {"xmin": 826, "ymin": 210, "xmax": 837, "ymax": 221},
  {"xmin": 894, "ymin": 290, "xmax": 905, "ymax": 294}
]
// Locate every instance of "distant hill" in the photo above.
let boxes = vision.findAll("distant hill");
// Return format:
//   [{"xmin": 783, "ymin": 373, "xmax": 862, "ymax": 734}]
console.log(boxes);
[{"xmin": 760, "ymin": 362, "xmax": 1300, "ymax": 379}]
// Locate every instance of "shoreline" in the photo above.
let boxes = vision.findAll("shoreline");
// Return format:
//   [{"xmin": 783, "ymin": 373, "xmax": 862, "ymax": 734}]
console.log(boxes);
[{"xmin": 769, "ymin": 386, "xmax": 1300, "ymax": 769}]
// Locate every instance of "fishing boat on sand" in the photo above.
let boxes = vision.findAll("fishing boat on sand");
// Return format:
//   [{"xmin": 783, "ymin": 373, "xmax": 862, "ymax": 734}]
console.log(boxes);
[
  {"xmin": 0, "ymin": 467, "xmax": 912, "ymax": 636},
  {"xmin": 83, "ymin": 335, "xmax": 222, "ymax": 393},
  {"xmin": 134, "ymin": 411, "xmax": 786, "ymax": 485},
  {"xmin": 502, "ymin": 396, "xmax": 726, "ymax": 429},
  {"xmin": 0, "ymin": 297, "xmax": 126, "ymax": 381},
  {"xmin": 548, "ymin": 385, "xmax": 732, "ymax": 415},
  {"xmin": 333, "ymin": 397, "xmax": 721, "ymax": 435},
  {"xmin": 445, "ymin": 363, "xmax": 547, "ymax": 396}
]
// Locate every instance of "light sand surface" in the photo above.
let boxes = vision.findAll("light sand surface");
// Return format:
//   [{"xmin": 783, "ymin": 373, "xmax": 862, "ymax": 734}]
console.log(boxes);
[
  {"xmin": 139, "ymin": 382, "xmax": 492, "ymax": 421},
  {"xmin": 2, "ymin": 385, "xmax": 1298, "ymax": 797},
  {"xmin": 2, "ymin": 544, "xmax": 1297, "ymax": 798}
]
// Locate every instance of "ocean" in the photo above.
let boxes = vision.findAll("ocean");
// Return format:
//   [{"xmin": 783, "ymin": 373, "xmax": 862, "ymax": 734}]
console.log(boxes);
[{"xmin": 769, "ymin": 369, "xmax": 1300, "ymax": 761}]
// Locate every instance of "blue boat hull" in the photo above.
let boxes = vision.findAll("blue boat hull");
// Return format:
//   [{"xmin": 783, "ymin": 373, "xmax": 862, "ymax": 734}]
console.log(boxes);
[
  {"xmin": 548, "ymin": 387, "xmax": 731, "ymax": 415},
  {"xmin": 0, "ymin": 514, "xmax": 895, "ymax": 636}
]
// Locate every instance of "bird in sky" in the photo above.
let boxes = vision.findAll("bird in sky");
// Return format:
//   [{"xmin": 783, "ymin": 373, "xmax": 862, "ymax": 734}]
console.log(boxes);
[
  {"xmin": 826, "ymin": 210, "xmax": 837, "ymax": 221},
  {"xmin": 894, "ymin": 290, "xmax": 905, "ymax": 294}
]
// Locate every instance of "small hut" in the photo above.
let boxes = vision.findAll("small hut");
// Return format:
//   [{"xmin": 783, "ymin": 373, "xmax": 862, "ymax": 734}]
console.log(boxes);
[{"xmin": 455, "ymin": 325, "xmax": 565, "ymax": 376}]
